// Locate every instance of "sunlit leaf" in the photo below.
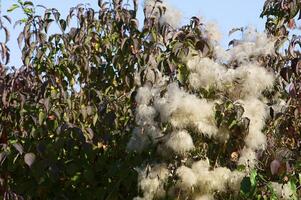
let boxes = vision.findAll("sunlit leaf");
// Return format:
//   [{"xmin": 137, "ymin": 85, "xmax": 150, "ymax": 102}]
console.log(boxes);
[
  {"xmin": 7, "ymin": 4, "xmax": 20, "ymax": 13},
  {"xmin": 39, "ymin": 111, "xmax": 45, "ymax": 125}
]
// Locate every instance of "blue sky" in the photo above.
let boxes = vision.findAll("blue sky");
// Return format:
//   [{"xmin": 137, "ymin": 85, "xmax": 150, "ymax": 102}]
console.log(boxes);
[{"xmin": 1, "ymin": 0, "xmax": 266, "ymax": 67}]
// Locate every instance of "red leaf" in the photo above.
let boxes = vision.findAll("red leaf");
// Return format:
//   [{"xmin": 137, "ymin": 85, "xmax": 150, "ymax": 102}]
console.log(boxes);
[{"xmin": 288, "ymin": 19, "xmax": 296, "ymax": 29}]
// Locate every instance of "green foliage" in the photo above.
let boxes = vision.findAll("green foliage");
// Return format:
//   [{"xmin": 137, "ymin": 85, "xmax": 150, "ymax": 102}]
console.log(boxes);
[{"xmin": 0, "ymin": 0, "xmax": 212, "ymax": 198}]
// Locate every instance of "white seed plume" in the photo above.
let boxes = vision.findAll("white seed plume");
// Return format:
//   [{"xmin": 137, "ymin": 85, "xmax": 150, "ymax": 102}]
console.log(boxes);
[
  {"xmin": 130, "ymin": 21, "xmax": 279, "ymax": 199},
  {"xmin": 270, "ymin": 182, "xmax": 295, "ymax": 200},
  {"xmin": 214, "ymin": 27, "xmax": 275, "ymax": 63},
  {"xmin": 238, "ymin": 147, "xmax": 257, "ymax": 169},
  {"xmin": 144, "ymin": 0, "xmax": 182, "ymax": 28},
  {"xmin": 134, "ymin": 164, "xmax": 169, "ymax": 200},
  {"xmin": 205, "ymin": 21, "xmax": 222, "ymax": 42},
  {"xmin": 165, "ymin": 130, "xmax": 195, "ymax": 155}
]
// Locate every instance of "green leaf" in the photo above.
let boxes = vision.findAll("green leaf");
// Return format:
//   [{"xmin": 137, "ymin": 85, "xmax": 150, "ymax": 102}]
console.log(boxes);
[
  {"xmin": 17, "ymin": 0, "xmax": 24, "ymax": 5},
  {"xmin": 237, "ymin": 165, "xmax": 246, "ymax": 171},
  {"xmin": 71, "ymin": 172, "xmax": 81, "ymax": 182},
  {"xmin": 267, "ymin": 182, "xmax": 278, "ymax": 199},
  {"xmin": 289, "ymin": 0, "xmax": 299, "ymax": 19},
  {"xmin": 24, "ymin": 56, "xmax": 30, "ymax": 66},
  {"xmin": 38, "ymin": 111, "xmax": 45, "ymax": 125},
  {"xmin": 240, "ymin": 172, "xmax": 257, "ymax": 198},
  {"xmin": 21, "ymin": 18, "xmax": 28, "ymax": 23},
  {"xmin": 59, "ymin": 19, "xmax": 67, "ymax": 31},
  {"xmin": 24, "ymin": 1, "xmax": 34, "ymax": 6},
  {"xmin": 250, "ymin": 169, "xmax": 257, "ymax": 187},
  {"xmin": 228, "ymin": 119, "xmax": 237, "ymax": 129},
  {"xmin": 177, "ymin": 64, "xmax": 188, "ymax": 84},
  {"xmin": 7, "ymin": 4, "xmax": 20, "ymax": 12},
  {"xmin": 289, "ymin": 178, "xmax": 298, "ymax": 200},
  {"xmin": 23, "ymin": 8, "xmax": 33, "ymax": 15},
  {"xmin": 240, "ymin": 176, "xmax": 252, "ymax": 195},
  {"xmin": 93, "ymin": 114, "xmax": 98, "ymax": 126},
  {"xmin": 215, "ymin": 110, "xmax": 222, "ymax": 128}
]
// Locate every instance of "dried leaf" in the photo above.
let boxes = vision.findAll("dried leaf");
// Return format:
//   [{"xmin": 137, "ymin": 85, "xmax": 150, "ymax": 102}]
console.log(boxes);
[
  {"xmin": 228, "ymin": 39, "xmax": 241, "ymax": 47},
  {"xmin": 270, "ymin": 159, "xmax": 281, "ymax": 175},
  {"xmin": 24, "ymin": 153, "xmax": 36, "ymax": 167},
  {"xmin": 43, "ymin": 98, "xmax": 50, "ymax": 112},
  {"xmin": 0, "ymin": 43, "xmax": 6, "ymax": 61},
  {"xmin": 13, "ymin": 143, "xmax": 24, "ymax": 154},
  {"xmin": 0, "ymin": 152, "xmax": 8, "ymax": 165},
  {"xmin": 3, "ymin": 15, "xmax": 12, "ymax": 24},
  {"xmin": 14, "ymin": 19, "xmax": 25, "ymax": 28},
  {"xmin": 5, "ymin": 47, "xmax": 10, "ymax": 64},
  {"xmin": 52, "ymin": 9, "xmax": 61, "ymax": 22},
  {"xmin": 228, "ymin": 27, "xmax": 244, "ymax": 36},
  {"xmin": 289, "ymin": 35, "xmax": 301, "ymax": 57},
  {"xmin": 280, "ymin": 67, "xmax": 292, "ymax": 82},
  {"xmin": 44, "ymin": 19, "xmax": 54, "ymax": 33},
  {"xmin": 17, "ymin": 32, "xmax": 24, "ymax": 49},
  {"xmin": 37, "ymin": 4, "xmax": 47, "ymax": 10},
  {"xmin": 86, "ymin": 128, "xmax": 94, "ymax": 139},
  {"xmin": 288, "ymin": 19, "xmax": 296, "ymax": 29}
]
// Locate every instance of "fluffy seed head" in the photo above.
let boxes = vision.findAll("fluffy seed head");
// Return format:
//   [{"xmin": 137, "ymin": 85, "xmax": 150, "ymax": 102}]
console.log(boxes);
[{"xmin": 165, "ymin": 130, "xmax": 195, "ymax": 155}]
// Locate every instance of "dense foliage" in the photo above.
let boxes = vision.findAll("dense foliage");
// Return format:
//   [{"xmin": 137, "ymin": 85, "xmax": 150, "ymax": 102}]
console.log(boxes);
[{"xmin": 0, "ymin": 0, "xmax": 300, "ymax": 199}]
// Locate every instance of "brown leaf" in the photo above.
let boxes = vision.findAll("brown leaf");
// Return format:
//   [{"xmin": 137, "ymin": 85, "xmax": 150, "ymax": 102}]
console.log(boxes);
[
  {"xmin": 0, "ymin": 43, "xmax": 7, "ymax": 61},
  {"xmin": 44, "ymin": 19, "xmax": 54, "ymax": 33},
  {"xmin": 5, "ymin": 48, "xmax": 10, "ymax": 64},
  {"xmin": 288, "ymin": 19, "xmax": 296, "ymax": 29},
  {"xmin": 17, "ymin": 32, "xmax": 24, "ymax": 49},
  {"xmin": 280, "ymin": 67, "xmax": 292, "ymax": 82},
  {"xmin": 3, "ymin": 27, "xmax": 10, "ymax": 43}
]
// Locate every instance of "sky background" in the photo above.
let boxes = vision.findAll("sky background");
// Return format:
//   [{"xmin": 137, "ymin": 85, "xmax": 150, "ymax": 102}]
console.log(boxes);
[{"xmin": 1, "ymin": 0, "xmax": 266, "ymax": 67}]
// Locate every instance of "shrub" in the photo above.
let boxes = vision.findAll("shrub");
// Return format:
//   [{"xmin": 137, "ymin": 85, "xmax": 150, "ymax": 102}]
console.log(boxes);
[{"xmin": 0, "ymin": 0, "xmax": 300, "ymax": 199}]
